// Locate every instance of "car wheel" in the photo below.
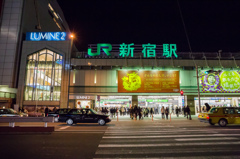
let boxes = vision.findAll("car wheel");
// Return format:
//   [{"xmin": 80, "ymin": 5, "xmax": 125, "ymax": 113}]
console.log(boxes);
[
  {"xmin": 218, "ymin": 119, "xmax": 227, "ymax": 127},
  {"xmin": 209, "ymin": 119, "xmax": 215, "ymax": 125},
  {"xmin": 66, "ymin": 118, "xmax": 73, "ymax": 125},
  {"xmin": 98, "ymin": 119, "xmax": 106, "ymax": 126}
]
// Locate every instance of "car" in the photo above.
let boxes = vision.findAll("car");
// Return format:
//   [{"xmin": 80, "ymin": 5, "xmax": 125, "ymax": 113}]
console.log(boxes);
[
  {"xmin": 47, "ymin": 108, "xmax": 71, "ymax": 122},
  {"xmin": 0, "ymin": 108, "xmax": 20, "ymax": 117},
  {"xmin": 58, "ymin": 108, "xmax": 111, "ymax": 126},
  {"xmin": 200, "ymin": 107, "xmax": 240, "ymax": 127}
]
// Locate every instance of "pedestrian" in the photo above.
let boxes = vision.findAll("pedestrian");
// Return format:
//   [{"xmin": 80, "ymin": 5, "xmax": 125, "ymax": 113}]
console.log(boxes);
[
  {"xmin": 186, "ymin": 105, "xmax": 192, "ymax": 120},
  {"xmin": 176, "ymin": 107, "xmax": 179, "ymax": 117},
  {"xmin": 183, "ymin": 106, "xmax": 186, "ymax": 117},
  {"xmin": 53, "ymin": 106, "xmax": 57, "ymax": 112},
  {"xmin": 161, "ymin": 106, "xmax": 165, "ymax": 119},
  {"xmin": 165, "ymin": 107, "xmax": 169, "ymax": 120},
  {"xmin": 205, "ymin": 103, "xmax": 211, "ymax": 112},
  {"xmin": 133, "ymin": 105, "xmax": 138, "ymax": 120},
  {"xmin": 130, "ymin": 107, "xmax": 133, "ymax": 119},
  {"xmin": 45, "ymin": 106, "xmax": 49, "ymax": 117},
  {"xmin": 146, "ymin": 108, "xmax": 149, "ymax": 117},
  {"xmin": 138, "ymin": 107, "xmax": 142, "ymax": 120},
  {"xmin": 119, "ymin": 107, "xmax": 122, "ymax": 116},
  {"xmin": 150, "ymin": 108, "xmax": 153, "ymax": 117}
]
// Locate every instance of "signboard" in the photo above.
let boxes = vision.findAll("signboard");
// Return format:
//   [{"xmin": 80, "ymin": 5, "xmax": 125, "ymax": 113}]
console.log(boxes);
[
  {"xmin": 118, "ymin": 70, "xmax": 179, "ymax": 93},
  {"xmin": 69, "ymin": 95, "xmax": 95, "ymax": 100},
  {"xmin": 26, "ymin": 32, "xmax": 69, "ymax": 41},
  {"xmin": 200, "ymin": 70, "xmax": 240, "ymax": 93},
  {"xmin": 88, "ymin": 43, "xmax": 177, "ymax": 58}
]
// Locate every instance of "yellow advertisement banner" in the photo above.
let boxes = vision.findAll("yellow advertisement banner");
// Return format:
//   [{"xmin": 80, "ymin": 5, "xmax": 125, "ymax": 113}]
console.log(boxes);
[{"xmin": 118, "ymin": 70, "xmax": 180, "ymax": 93}]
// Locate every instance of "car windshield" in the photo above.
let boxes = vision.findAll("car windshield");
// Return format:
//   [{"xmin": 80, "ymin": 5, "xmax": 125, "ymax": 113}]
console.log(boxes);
[{"xmin": 209, "ymin": 108, "xmax": 218, "ymax": 113}]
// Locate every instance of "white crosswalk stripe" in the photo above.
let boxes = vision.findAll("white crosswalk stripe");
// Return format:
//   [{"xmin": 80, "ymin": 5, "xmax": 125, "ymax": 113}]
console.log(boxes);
[{"xmin": 94, "ymin": 123, "xmax": 240, "ymax": 158}]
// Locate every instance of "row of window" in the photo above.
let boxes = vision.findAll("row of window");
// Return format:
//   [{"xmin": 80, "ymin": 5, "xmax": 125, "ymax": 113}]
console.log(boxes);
[{"xmin": 24, "ymin": 49, "xmax": 62, "ymax": 101}]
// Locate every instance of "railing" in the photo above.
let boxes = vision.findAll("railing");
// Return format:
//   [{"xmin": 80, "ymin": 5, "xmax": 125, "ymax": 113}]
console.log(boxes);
[
  {"xmin": 74, "ymin": 51, "xmax": 240, "ymax": 60},
  {"xmin": 0, "ymin": 117, "xmax": 54, "ymax": 127}
]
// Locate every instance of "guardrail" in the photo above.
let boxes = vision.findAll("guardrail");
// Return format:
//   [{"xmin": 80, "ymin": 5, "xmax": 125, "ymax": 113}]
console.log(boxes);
[{"xmin": 0, "ymin": 117, "xmax": 54, "ymax": 127}]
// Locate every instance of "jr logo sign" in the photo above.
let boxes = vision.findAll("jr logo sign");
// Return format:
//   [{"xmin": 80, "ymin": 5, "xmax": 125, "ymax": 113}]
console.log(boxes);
[{"xmin": 88, "ymin": 43, "xmax": 112, "ymax": 56}]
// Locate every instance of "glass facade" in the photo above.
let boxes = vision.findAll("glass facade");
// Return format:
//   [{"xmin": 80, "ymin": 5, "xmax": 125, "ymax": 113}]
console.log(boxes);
[{"xmin": 24, "ymin": 49, "xmax": 63, "ymax": 101}]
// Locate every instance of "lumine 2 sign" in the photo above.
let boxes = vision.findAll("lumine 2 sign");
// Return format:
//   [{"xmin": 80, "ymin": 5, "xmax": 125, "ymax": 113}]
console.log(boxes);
[
  {"xmin": 88, "ymin": 43, "xmax": 178, "ymax": 58},
  {"xmin": 26, "ymin": 32, "xmax": 69, "ymax": 41}
]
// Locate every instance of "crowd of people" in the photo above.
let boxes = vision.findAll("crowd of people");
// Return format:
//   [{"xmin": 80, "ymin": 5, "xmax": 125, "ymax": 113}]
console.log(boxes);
[{"xmin": 98, "ymin": 105, "xmax": 192, "ymax": 120}]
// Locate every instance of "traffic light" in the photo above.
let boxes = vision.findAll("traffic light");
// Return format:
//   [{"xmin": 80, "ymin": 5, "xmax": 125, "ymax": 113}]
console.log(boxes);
[{"xmin": 180, "ymin": 90, "xmax": 184, "ymax": 96}]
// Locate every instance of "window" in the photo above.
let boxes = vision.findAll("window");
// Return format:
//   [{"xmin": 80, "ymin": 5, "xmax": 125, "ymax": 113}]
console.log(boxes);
[
  {"xmin": 223, "ymin": 108, "xmax": 235, "ymax": 114},
  {"xmin": 235, "ymin": 108, "xmax": 240, "ymax": 114},
  {"xmin": 209, "ymin": 108, "xmax": 219, "ymax": 113},
  {"xmin": 24, "ymin": 49, "xmax": 63, "ymax": 101},
  {"xmin": 70, "ymin": 109, "xmax": 82, "ymax": 114}
]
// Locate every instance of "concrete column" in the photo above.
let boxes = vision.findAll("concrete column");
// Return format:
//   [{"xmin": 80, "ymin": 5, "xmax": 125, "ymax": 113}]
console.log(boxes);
[
  {"xmin": 132, "ymin": 95, "xmax": 138, "ymax": 107},
  {"xmin": 186, "ymin": 95, "xmax": 195, "ymax": 115}
]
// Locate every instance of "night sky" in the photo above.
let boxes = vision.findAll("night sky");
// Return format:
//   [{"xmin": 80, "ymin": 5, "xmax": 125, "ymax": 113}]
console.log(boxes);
[{"xmin": 57, "ymin": 0, "xmax": 240, "ymax": 52}]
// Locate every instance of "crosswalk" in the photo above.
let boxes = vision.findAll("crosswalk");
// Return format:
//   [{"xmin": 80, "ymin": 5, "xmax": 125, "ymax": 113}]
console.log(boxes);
[{"xmin": 94, "ymin": 121, "xmax": 240, "ymax": 158}]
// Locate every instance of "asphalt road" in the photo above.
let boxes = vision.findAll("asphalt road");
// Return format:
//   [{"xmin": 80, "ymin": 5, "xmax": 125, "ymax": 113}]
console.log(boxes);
[{"xmin": 1, "ymin": 116, "xmax": 240, "ymax": 159}]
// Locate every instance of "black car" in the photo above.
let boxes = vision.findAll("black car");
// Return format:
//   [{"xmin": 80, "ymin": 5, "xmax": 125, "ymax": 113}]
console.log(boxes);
[
  {"xmin": 47, "ymin": 108, "xmax": 71, "ymax": 122},
  {"xmin": 58, "ymin": 108, "xmax": 111, "ymax": 126}
]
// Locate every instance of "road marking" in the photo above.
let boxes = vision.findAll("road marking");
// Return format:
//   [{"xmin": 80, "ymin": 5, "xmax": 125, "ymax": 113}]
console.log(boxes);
[
  {"xmin": 105, "ymin": 130, "xmax": 217, "ymax": 133},
  {"xmin": 55, "ymin": 130, "xmax": 106, "ymax": 132},
  {"xmin": 98, "ymin": 141, "xmax": 240, "ymax": 147},
  {"xmin": 54, "ymin": 132, "xmax": 105, "ymax": 134},
  {"xmin": 95, "ymin": 148, "xmax": 239, "ymax": 154},
  {"xmin": 175, "ymin": 137, "xmax": 238, "ymax": 141},
  {"xmin": 59, "ymin": 126, "xmax": 70, "ymax": 130},
  {"xmin": 107, "ymin": 126, "xmax": 174, "ymax": 128},
  {"xmin": 103, "ymin": 134, "xmax": 240, "ymax": 139},
  {"xmin": 93, "ymin": 156, "xmax": 240, "ymax": 159}
]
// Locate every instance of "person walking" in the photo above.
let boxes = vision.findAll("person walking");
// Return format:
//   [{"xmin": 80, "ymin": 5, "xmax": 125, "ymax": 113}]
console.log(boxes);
[
  {"xmin": 53, "ymin": 106, "xmax": 57, "ymax": 112},
  {"xmin": 138, "ymin": 107, "xmax": 142, "ymax": 120},
  {"xmin": 183, "ymin": 106, "xmax": 186, "ymax": 117},
  {"xmin": 165, "ymin": 107, "xmax": 169, "ymax": 120},
  {"xmin": 161, "ymin": 106, "xmax": 165, "ymax": 119},
  {"xmin": 150, "ymin": 108, "xmax": 153, "ymax": 117},
  {"xmin": 176, "ymin": 107, "xmax": 179, "ymax": 117},
  {"xmin": 130, "ymin": 107, "xmax": 133, "ymax": 119},
  {"xmin": 205, "ymin": 103, "xmax": 211, "ymax": 112},
  {"xmin": 134, "ymin": 105, "xmax": 138, "ymax": 120},
  {"xmin": 44, "ymin": 106, "xmax": 49, "ymax": 117},
  {"xmin": 186, "ymin": 105, "xmax": 191, "ymax": 120}
]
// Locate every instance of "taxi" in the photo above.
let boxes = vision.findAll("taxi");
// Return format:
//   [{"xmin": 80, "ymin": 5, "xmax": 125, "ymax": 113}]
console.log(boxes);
[{"xmin": 204, "ymin": 107, "xmax": 240, "ymax": 127}]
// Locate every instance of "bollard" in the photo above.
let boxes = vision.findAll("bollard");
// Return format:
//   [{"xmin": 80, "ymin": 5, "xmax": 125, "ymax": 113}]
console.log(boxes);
[
  {"xmin": 152, "ymin": 115, "xmax": 153, "ymax": 121},
  {"xmin": 44, "ymin": 122, "xmax": 48, "ymax": 127},
  {"xmin": 170, "ymin": 113, "xmax": 171, "ymax": 122}
]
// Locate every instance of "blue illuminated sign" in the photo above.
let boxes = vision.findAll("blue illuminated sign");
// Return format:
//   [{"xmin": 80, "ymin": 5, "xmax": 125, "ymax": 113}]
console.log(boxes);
[{"xmin": 26, "ymin": 32, "xmax": 69, "ymax": 41}]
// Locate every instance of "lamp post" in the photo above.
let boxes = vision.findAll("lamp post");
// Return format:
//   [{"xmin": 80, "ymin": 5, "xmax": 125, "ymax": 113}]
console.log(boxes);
[
  {"xmin": 195, "ymin": 65, "xmax": 201, "ymax": 113},
  {"xmin": 67, "ymin": 34, "xmax": 74, "ymax": 108}
]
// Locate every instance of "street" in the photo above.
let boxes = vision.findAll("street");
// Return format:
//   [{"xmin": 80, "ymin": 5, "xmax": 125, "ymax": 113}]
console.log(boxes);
[{"xmin": 1, "ymin": 116, "xmax": 240, "ymax": 159}]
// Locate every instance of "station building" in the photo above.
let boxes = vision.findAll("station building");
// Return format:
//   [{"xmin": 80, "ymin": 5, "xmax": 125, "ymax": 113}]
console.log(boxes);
[{"xmin": 0, "ymin": 0, "xmax": 240, "ymax": 114}]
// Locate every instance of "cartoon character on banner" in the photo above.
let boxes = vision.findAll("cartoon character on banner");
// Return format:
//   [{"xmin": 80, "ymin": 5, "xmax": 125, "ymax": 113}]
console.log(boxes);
[{"xmin": 203, "ymin": 73, "xmax": 220, "ymax": 92}]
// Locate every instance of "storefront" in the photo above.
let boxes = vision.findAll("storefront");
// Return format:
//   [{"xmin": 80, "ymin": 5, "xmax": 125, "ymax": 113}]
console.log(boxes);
[
  {"xmin": 138, "ymin": 95, "xmax": 185, "ymax": 113},
  {"xmin": 97, "ymin": 96, "xmax": 132, "ymax": 108},
  {"xmin": 194, "ymin": 97, "xmax": 240, "ymax": 113}
]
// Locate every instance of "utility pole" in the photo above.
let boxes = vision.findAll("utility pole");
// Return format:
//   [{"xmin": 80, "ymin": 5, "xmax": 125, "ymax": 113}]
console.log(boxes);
[{"xmin": 195, "ymin": 65, "xmax": 201, "ymax": 113}]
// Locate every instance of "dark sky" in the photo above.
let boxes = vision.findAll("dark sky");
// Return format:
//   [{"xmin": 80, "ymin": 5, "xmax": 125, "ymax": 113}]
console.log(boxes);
[{"xmin": 57, "ymin": 0, "xmax": 240, "ymax": 52}]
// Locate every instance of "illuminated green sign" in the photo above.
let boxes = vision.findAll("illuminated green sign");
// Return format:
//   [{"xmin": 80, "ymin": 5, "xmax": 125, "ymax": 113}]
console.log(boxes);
[
  {"xmin": 88, "ymin": 43, "xmax": 112, "ymax": 56},
  {"xmin": 88, "ymin": 43, "xmax": 177, "ymax": 58},
  {"xmin": 146, "ymin": 99, "xmax": 168, "ymax": 102}
]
